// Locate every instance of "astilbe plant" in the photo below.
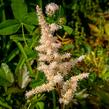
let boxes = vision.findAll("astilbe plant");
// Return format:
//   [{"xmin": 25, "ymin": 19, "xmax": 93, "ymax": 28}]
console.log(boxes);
[{"xmin": 26, "ymin": 3, "xmax": 89, "ymax": 107}]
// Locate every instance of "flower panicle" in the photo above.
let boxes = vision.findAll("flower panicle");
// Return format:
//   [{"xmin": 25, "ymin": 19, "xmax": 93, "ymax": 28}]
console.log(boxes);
[
  {"xmin": 59, "ymin": 73, "xmax": 89, "ymax": 105},
  {"xmin": 26, "ymin": 4, "xmax": 89, "ymax": 106},
  {"xmin": 26, "ymin": 82, "xmax": 54, "ymax": 98}
]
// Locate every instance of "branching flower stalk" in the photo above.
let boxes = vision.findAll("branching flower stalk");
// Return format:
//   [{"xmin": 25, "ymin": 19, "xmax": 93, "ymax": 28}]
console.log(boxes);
[{"xmin": 26, "ymin": 3, "xmax": 89, "ymax": 108}]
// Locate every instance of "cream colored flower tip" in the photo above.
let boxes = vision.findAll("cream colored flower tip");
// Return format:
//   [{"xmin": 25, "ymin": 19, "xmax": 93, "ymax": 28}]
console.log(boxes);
[
  {"xmin": 49, "ymin": 23, "xmax": 62, "ymax": 33},
  {"xmin": 45, "ymin": 3, "xmax": 59, "ymax": 16}
]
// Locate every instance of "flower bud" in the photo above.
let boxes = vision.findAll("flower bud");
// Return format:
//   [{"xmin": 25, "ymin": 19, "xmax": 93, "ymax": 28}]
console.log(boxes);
[{"xmin": 45, "ymin": 3, "xmax": 59, "ymax": 16}]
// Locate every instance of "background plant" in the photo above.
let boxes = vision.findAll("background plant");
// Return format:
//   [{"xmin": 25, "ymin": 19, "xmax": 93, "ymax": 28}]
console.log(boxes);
[{"xmin": 0, "ymin": 0, "xmax": 109, "ymax": 109}]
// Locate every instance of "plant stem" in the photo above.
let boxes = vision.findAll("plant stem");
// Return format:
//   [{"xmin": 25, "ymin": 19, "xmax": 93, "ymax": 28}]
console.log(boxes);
[
  {"xmin": 15, "ymin": 55, "xmax": 25, "ymax": 74},
  {"xmin": 56, "ymin": 83, "xmax": 65, "ymax": 109},
  {"xmin": 1, "ymin": 0, "xmax": 6, "ymax": 21},
  {"xmin": 15, "ymin": 41, "xmax": 33, "ymax": 75},
  {"xmin": 21, "ymin": 23, "xmax": 28, "ymax": 46},
  {"xmin": 52, "ymin": 90, "xmax": 56, "ymax": 109},
  {"xmin": 39, "ymin": 0, "xmax": 42, "ymax": 9},
  {"xmin": 60, "ymin": 103, "xmax": 65, "ymax": 109}
]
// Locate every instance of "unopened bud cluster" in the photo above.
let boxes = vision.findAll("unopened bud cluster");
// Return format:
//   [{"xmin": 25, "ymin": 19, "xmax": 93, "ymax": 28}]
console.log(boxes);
[{"xmin": 45, "ymin": 3, "xmax": 59, "ymax": 16}]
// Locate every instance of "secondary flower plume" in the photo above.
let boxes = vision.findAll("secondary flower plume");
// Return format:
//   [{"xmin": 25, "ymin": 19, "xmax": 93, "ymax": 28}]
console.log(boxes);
[
  {"xmin": 45, "ymin": 2, "xmax": 59, "ymax": 16},
  {"xmin": 26, "ymin": 3, "xmax": 89, "ymax": 105}
]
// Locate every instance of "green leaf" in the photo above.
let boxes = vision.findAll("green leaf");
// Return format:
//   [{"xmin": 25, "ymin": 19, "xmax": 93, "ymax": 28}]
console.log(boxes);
[
  {"xmin": 62, "ymin": 44, "xmax": 74, "ymax": 51},
  {"xmin": 0, "ymin": 20, "xmax": 20, "ymax": 35},
  {"xmin": 101, "ymin": 71, "xmax": 109, "ymax": 80},
  {"xmin": 36, "ymin": 102, "xmax": 44, "ymax": 109},
  {"xmin": 6, "ymin": 87, "xmax": 23, "ymax": 94},
  {"xmin": 104, "ymin": 23, "xmax": 109, "ymax": 36},
  {"xmin": 24, "ymin": 46, "xmax": 37, "ymax": 60},
  {"xmin": 30, "ymin": 71, "xmax": 46, "ymax": 88},
  {"xmin": 0, "ymin": 63, "xmax": 14, "ymax": 86},
  {"xmin": 22, "ymin": 12, "xmax": 38, "ymax": 32},
  {"xmin": 15, "ymin": 42, "xmax": 33, "ymax": 75},
  {"xmin": 0, "ymin": 99, "xmax": 12, "ymax": 109},
  {"xmin": 63, "ymin": 25, "xmax": 73, "ymax": 35},
  {"xmin": 11, "ymin": 0, "xmax": 27, "ymax": 21},
  {"xmin": 58, "ymin": 6, "xmax": 65, "ymax": 17},
  {"xmin": 10, "ymin": 34, "xmax": 31, "ymax": 41},
  {"xmin": 97, "ymin": 89, "xmax": 109, "ymax": 105},
  {"xmin": 15, "ymin": 56, "xmax": 26, "ymax": 75},
  {"xmin": 5, "ymin": 48, "xmax": 19, "ymax": 62},
  {"xmin": 0, "ymin": 69, "xmax": 9, "ymax": 86},
  {"xmin": 24, "ymin": 23, "xmax": 35, "ymax": 33},
  {"xmin": 1, "ymin": 63, "xmax": 14, "ymax": 83},
  {"xmin": 23, "ymin": 12, "xmax": 38, "ymax": 25}
]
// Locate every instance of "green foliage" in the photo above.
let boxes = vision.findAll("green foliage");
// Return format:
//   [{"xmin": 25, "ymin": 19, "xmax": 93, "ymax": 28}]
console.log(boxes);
[
  {"xmin": 0, "ymin": 20, "xmax": 20, "ymax": 35},
  {"xmin": 63, "ymin": 25, "xmax": 73, "ymax": 35},
  {"xmin": 11, "ymin": 0, "xmax": 28, "ymax": 21},
  {"xmin": 0, "ymin": 63, "xmax": 14, "ymax": 87},
  {"xmin": 0, "ymin": 0, "xmax": 109, "ymax": 108}
]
